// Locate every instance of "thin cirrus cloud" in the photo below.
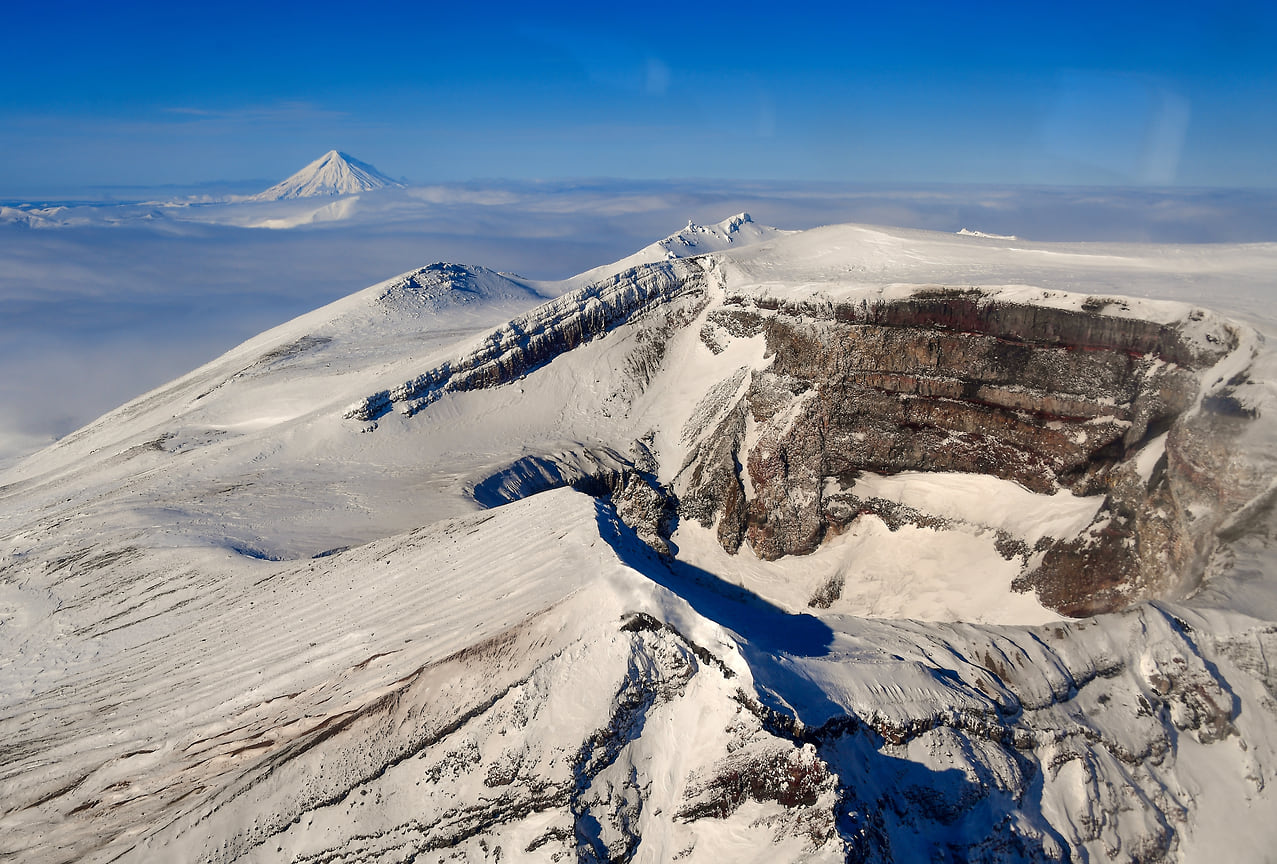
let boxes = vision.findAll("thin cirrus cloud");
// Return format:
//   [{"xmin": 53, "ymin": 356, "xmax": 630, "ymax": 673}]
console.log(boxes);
[
  {"xmin": 1040, "ymin": 72, "xmax": 1192, "ymax": 185},
  {"xmin": 161, "ymin": 103, "xmax": 350, "ymax": 122}
]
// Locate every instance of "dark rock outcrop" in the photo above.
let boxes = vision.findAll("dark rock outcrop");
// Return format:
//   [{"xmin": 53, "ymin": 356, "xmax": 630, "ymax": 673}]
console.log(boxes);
[
  {"xmin": 677, "ymin": 288, "xmax": 1250, "ymax": 615},
  {"xmin": 471, "ymin": 444, "xmax": 676, "ymax": 554}
]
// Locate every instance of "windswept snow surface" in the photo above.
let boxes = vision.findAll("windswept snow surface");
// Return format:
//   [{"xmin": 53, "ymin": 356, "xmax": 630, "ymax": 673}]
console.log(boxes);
[{"xmin": 1, "ymin": 219, "xmax": 1276, "ymax": 862}]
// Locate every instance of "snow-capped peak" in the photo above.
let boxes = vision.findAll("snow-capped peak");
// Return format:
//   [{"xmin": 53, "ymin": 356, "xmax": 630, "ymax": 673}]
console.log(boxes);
[
  {"xmin": 251, "ymin": 150, "xmax": 404, "ymax": 201},
  {"xmin": 545, "ymin": 212, "xmax": 793, "ymax": 296},
  {"xmin": 653, "ymin": 212, "xmax": 792, "ymax": 260},
  {"xmin": 684, "ymin": 211, "xmax": 751, "ymax": 232},
  {"xmin": 666, "ymin": 212, "xmax": 764, "ymax": 253}
]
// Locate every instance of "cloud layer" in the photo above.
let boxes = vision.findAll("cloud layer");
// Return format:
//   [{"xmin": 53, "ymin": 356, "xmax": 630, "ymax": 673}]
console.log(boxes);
[{"xmin": 2, "ymin": 181, "xmax": 1275, "ymax": 466}]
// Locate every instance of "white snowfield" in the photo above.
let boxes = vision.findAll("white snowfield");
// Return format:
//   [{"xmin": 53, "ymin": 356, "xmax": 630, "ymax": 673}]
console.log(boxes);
[{"xmin": 1, "ymin": 215, "xmax": 1276, "ymax": 862}]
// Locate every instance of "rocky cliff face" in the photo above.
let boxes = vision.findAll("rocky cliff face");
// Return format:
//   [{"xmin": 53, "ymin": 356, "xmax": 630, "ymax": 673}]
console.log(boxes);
[{"xmin": 674, "ymin": 287, "xmax": 1253, "ymax": 616}]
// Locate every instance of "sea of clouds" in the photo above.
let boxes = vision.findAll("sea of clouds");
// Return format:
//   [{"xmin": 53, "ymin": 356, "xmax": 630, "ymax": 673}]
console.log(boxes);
[{"xmin": 2, "ymin": 180, "xmax": 1274, "ymax": 466}]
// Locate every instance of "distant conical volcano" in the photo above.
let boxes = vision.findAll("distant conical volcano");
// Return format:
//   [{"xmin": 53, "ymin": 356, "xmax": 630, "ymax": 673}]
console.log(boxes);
[{"xmin": 251, "ymin": 150, "xmax": 403, "ymax": 200}]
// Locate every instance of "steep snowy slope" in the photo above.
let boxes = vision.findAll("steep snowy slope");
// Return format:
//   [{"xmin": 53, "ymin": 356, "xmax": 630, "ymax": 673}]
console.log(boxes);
[
  {"xmin": 251, "ymin": 151, "xmax": 403, "ymax": 201},
  {"xmin": 2, "ymin": 221, "xmax": 1276, "ymax": 863}
]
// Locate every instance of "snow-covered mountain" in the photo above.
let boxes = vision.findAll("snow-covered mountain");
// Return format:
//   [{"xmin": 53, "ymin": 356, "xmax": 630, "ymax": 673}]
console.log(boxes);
[
  {"xmin": 2, "ymin": 219, "xmax": 1276, "ymax": 863},
  {"xmin": 250, "ymin": 150, "xmax": 404, "ymax": 200}
]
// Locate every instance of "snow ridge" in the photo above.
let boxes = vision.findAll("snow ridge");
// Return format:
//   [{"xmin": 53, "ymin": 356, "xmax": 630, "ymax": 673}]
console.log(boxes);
[{"xmin": 346, "ymin": 258, "xmax": 706, "ymax": 421}]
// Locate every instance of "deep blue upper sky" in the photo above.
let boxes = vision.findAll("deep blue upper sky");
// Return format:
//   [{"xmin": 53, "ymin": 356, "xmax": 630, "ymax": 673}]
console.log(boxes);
[{"xmin": 3, "ymin": 1, "xmax": 1273, "ymax": 194}]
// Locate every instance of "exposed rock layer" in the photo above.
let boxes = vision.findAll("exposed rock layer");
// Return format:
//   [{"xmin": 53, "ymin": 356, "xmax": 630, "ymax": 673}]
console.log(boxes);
[
  {"xmin": 346, "ymin": 260, "xmax": 704, "ymax": 421},
  {"xmin": 678, "ymin": 289, "xmax": 1250, "ymax": 615}
]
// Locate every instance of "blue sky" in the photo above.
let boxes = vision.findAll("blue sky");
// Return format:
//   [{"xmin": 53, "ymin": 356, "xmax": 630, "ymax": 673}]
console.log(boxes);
[{"xmin": 1, "ymin": 1, "xmax": 1274, "ymax": 194}]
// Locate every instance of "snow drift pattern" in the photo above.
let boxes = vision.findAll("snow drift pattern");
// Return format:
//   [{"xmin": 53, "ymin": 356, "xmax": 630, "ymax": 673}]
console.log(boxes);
[{"xmin": 1, "ymin": 218, "xmax": 1275, "ymax": 863}]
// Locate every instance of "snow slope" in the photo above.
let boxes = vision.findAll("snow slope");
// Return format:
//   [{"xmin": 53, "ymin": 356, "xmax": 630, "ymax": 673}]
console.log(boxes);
[{"xmin": 1, "ymin": 220, "xmax": 1276, "ymax": 862}]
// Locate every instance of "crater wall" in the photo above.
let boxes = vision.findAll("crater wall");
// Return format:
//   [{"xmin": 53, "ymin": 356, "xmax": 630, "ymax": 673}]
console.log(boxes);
[{"xmin": 678, "ymin": 288, "xmax": 1253, "ymax": 615}]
